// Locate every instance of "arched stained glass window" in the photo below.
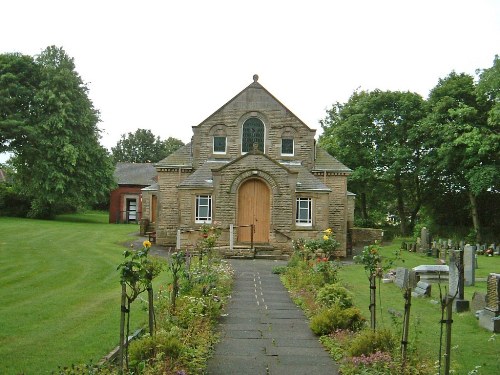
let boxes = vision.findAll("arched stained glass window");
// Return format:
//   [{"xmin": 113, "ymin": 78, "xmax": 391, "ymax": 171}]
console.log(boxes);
[{"xmin": 242, "ymin": 118, "xmax": 264, "ymax": 153}]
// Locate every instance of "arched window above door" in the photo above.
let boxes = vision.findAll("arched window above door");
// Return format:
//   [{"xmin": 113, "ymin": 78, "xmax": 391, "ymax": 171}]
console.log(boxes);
[{"xmin": 242, "ymin": 117, "xmax": 265, "ymax": 153}]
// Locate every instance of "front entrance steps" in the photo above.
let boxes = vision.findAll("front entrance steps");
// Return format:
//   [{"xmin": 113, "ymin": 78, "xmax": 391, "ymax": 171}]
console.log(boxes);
[{"xmin": 217, "ymin": 244, "xmax": 290, "ymax": 260}]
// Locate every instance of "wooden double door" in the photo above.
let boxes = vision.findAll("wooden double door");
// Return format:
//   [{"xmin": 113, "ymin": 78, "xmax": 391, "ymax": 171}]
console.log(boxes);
[{"xmin": 237, "ymin": 178, "xmax": 270, "ymax": 243}]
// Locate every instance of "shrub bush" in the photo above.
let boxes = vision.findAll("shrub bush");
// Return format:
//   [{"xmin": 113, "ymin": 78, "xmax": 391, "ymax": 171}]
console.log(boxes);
[
  {"xmin": 315, "ymin": 283, "xmax": 353, "ymax": 308},
  {"xmin": 348, "ymin": 328, "xmax": 396, "ymax": 357},
  {"xmin": 129, "ymin": 330, "xmax": 182, "ymax": 364},
  {"xmin": 310, "ymin": 305, "xmax": 365, "ymax": 335}
]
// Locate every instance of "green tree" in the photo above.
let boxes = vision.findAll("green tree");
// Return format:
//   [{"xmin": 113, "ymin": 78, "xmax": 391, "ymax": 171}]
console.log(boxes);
[
  {"xmin": 320, "ymin": 90, "xmax": 426, "ymax": 235},
  {"xmin": 422, "ymin": 71, "xmax": 499, "ymax": 242},
  {"xmin": 4, "ymin": 46, "xmax": 115, "ymax": 218},
  {"xmin": 111, "ymin": 128, "xmax": 183, "ymax": 163},
  {"xmin": 0, "ymin": 53, "xmax": 39, "ymax": 152}
]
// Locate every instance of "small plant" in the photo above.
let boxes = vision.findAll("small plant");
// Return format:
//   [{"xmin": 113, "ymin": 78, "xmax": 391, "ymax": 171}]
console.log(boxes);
[
  {"xmin": 304, "ymin": 228, "xmax": 341, "ymax": 260},
  {"xmin": 348, "ymin": 328, "xmax": 396, "ymax": 357},
  {"xmin": 316, "ymin": 283, "xmax": 353, "ymax": 308},
  {"xmin": 310, "ymin": 305, "xmax": 365, "ymax": 335}
]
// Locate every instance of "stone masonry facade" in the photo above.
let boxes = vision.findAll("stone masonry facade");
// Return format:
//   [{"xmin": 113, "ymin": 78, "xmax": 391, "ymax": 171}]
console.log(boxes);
[{"xmin": 143, "ymin": 76, "xmax": 353, "ymax": 257}]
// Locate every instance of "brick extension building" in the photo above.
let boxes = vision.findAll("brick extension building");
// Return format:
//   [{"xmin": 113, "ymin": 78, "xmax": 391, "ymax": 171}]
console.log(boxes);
[{"xmin": 142, "ymin": 76, "xmax": 354, "ymax": 256}]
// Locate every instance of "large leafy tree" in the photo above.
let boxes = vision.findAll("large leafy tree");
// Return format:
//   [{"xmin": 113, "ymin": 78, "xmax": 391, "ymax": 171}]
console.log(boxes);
[
  {"xmin": 2, "ymin": 46, "xmax": 115, "ymax": 218},
  {"xmin": 0, "ymin": 53, "xmax": 40, "ymax": 152},
  {"xmin": 423, "ymin": 70, "xmax": 499, "ymax": 241},
  {"xmin": 111, "ymin": 128, "xmax": 184, "ymax": 163},
  {"xmin": 320, "ymin": 90, "xmax": 426, "ymax": 235}
]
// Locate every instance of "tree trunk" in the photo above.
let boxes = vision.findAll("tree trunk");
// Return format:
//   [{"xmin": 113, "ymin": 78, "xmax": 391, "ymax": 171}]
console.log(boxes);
[
  {"xmin": 394, "ymin": 174, "xmax": 408, "ymax": 236},
  {"xmin": 360, "ymin": 192, "xmax": 368, "ymax": 221},
  {"xmin": 369, "ymin": 274, "xmax": 376, "ymax": 330},
  {"xmin": 119, "ymin": 283, "xmax": 126, "ymax": 374},
  {"xmin": 468, "ymin": 191, "xmax": 482, "ymax": 243}
]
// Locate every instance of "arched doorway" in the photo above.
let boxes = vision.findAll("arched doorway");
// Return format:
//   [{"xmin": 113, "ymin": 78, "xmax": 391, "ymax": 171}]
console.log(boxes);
[{"xmin": 237, "ymin": 178, "xmax": 270, "ymax": 243}]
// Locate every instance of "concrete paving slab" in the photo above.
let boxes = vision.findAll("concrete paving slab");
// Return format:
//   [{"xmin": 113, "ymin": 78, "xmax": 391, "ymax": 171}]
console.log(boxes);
[{"xmin": 206, "ymin": 259, "xmax": 338, "ymax": 375}]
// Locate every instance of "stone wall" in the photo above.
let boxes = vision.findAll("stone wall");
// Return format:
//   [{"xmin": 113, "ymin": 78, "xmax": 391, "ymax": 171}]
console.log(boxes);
[{"xmin": 350, "ymin": 227, "xmax": 384, "ymax": 255}]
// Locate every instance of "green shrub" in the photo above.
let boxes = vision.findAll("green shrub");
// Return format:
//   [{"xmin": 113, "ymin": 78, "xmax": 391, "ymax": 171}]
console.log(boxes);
[
  {"xmin": 310, "ymin": 305, "xmax": 365, "ymax": 335},
  {"xmin": 348, "ymin": 328, "xmax": 396, "ymax": 357},
  {"xmin": 129, "ymin": 331, "xmax": 182, "ymax": 364},
  {"xmin": 272, "ymin": 265, "xmax": 288, "ymax": 274},
  {"xmin": 315, "ymin": 283, "xmax": 353, "ymax": 308}
]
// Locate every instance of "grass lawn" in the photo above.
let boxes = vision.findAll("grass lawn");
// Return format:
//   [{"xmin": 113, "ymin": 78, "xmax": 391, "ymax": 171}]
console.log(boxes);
[
  {"xmin": 340, "ymin": 238, "xmax": 500, "ymax": 374},
  {"xmin": 0, "ymin": 212, "xmax": 168, "ymax": 374}
]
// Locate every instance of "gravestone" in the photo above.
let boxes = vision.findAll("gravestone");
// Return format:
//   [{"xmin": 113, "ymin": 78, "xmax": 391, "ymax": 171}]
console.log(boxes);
[
  {"xmin": 420, "ymin": 227, "xmax": 430, "ymax": 253},
  {"xmin": 471, "ymin": 292, "xmax": 487, "ymax": 313},
  {"xmin": 448, "ymin": 254, "xmax": 459, "ymax": 297},
  {"xmin": 412, "ymin": 281, "xmax": 431, "ymax": 297},
  {"xmin": 413, "ymin": 264, "xmax": 449, "ymax": 283},
  {"xmin": 395, "ymin": 268, "xmax": 416, "ymax": 289},
  {"xmin": 463, "ymin": 245, "xmax": 476, "ymax": 286},
  {"xmin": 449, "ymin": 250, "xmax": 470, "ymax": 312},
  {"xmin": 478, "ymin": 273, "xmax": 500, "ymax": 332}
]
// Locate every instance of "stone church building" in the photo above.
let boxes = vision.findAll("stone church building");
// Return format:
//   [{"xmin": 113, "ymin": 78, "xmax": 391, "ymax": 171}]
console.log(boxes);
[{"xmin": 142, "ymin": 75, "xmax": 354, "ymax": 257}]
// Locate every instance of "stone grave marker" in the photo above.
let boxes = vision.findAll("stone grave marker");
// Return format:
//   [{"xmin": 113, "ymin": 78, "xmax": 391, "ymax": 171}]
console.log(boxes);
[
  {"xmin": 413, "ymin": 264, "xmax": 449, "ymax": 283},
  {"xmin": 471, "ymin": 292, "xmax": 487, "ymax": 313},
  {"xmin": 420, "ymin": 227, "xmax": 430, "ymax": 253},
  {"xmin": 448, "ymin": 253, "xmax": 459, "ymax": 297},
  {"xmin": 478, "ymin": 273, "xmax": 500, "ymax": 332},
  {"xmin": 449, "ymin": 250, "xmax": 470, "ymax": 312},
  {"xmin": 395, "ymin": 268, "xmax": 416, "ymax": 289},
  {"xmin": 463, "ymin": 245, "xmax": 475, "ymax": 286},
  {"xmin": 412, "ymin": 281, "xmax": 431, "ymax": 297}
]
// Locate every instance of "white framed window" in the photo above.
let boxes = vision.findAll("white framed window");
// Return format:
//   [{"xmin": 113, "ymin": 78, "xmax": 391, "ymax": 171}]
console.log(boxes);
[
  {"xmin": 296, "ymin": 197, "xmax": 312, "ymax": 226},
  {"xmin": 281, "ymin": 138, "xmax": 294, "ymax": 156},
  {"xmin": 213, "ymin": 136, "xmax": 227, "ymax": 154},
  {"xmin": 195, "ymin": 195, "xmax": 212, "ymax": 223}
]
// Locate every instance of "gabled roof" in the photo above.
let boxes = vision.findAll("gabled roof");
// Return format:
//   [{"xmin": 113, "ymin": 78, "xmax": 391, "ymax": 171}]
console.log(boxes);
[
  {"xmin": 114, "ymin": 162, "xmax": 157, "ymax": 186},
  {"xmin": 193, "ymin": 75, "xmax": 315, "ymax": 133},
  {"xmin": 313, "ymin": 147, "xmax": 352, "ymax": 173},
  {"xmin": 283, "ymin": 163, "xmax": 331, "ymax": 192},
  {"xmin": 178, "ymin": 160, "xmax": 228, "ymax": 189},
  {"xmin": 155, "ymin": 143, "xmax": 193, "ymax": 168}
]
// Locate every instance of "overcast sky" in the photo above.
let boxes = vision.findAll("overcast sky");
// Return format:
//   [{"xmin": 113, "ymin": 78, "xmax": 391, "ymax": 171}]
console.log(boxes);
[{"xmin": 1, "ymin": 0, "xmax": 499, "ymax": 156}]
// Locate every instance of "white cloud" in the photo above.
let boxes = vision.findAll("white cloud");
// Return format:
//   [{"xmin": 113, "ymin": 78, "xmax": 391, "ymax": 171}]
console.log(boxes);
[{"xmin": 1, "ymin": 0, "xmax": 499, "ymax": 153}]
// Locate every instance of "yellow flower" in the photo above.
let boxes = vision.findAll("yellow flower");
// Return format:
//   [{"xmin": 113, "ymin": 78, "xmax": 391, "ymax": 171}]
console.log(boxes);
[
  {"xmin": 143, "ymin": 240, "xmax": 152, "ymax": 248},
  {"xmin": 323, "ymin": 235, "xmax": 329, "ymax": 241},
  {"xmin": 324, "ymin": 228, "xmax": 332, "ymax": 234}
]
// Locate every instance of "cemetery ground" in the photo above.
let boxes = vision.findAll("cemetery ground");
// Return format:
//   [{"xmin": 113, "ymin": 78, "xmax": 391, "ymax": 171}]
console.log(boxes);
[
  {"xmin": 336, "ymin": 239, "xmax": 499, "ymax": 374},
  {"xmin": 1, "ymin": 212, "xmax": 498, "ymax": 374}
]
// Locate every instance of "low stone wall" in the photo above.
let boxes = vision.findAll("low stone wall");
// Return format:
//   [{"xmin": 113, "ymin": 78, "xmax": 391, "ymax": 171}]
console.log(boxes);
[{"xmin": 350, "ymin": 227, "xmax": 384, "ymax": 255}]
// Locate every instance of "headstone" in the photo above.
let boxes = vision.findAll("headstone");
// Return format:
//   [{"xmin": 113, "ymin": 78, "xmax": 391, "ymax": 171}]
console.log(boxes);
[
  {"xmin": 448, "ymin": 254, "xmax": 459, "ymax": 297},
  {"xmin": 420, "ymin": 227, "xmax": 430, "ymax": 252},
  {"xmin": 395, "ymin": 267, "xmax": 409, "ymax": 289},
  {"xmin": 413, "ymin": 264, "xmax": 449, "ymax": 283},
  {"xmin": 449, "ymin": 250, "xmax": 470, "ymax": 312},
  {"xmin": 479, "ymin": 273, "xmax": 500, "ymax": 332},
  {"xmin": 412, "ymin": 281, "xmax": 431, "ymax": 297},
  {"xmin": 463, "ymin": 245, "xmax": 476, "ymax": 286},
  {"xmin": 471, "ymin": 292, "xmax": 487, "ymax": 312}
]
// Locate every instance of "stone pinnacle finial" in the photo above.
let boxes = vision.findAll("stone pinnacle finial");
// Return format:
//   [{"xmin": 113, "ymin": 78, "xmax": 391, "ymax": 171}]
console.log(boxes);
[{"xmin": 253, "ymin": 74, "xmax": 259, "ymax": 82}]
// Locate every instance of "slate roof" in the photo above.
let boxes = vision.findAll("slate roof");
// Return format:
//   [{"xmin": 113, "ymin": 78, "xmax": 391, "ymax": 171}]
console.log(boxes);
[
  {"xmin": 313, "ymin": 147, "xmax": 352, "ymax": 173},
  {"xmin": 114, "ymin": 163, "xmax": 157, "ymax": 186},
  {"xmin": 178, "ymin": 160, "xmax": 228, "ymax": 189},
  {"xmin": 283, "ymin": 163, "xmax": 331, "ymax": 192},
  {"xmin": 156, "ymin": 143, "xmax": 193, "ymax": 168},
  {"xmin": 177, "ymin": 157, "xmax": 330, "ymax": 193},
  {"xmin": 142, "ymin": 182, "xmax": 159, "ymax": 192}
]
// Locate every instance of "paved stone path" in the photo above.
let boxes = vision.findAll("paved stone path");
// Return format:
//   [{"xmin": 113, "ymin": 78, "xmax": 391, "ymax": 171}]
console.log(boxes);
[{"xmin": 206, "ymin": 259, "xmax": 339, "ymax": 375}]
